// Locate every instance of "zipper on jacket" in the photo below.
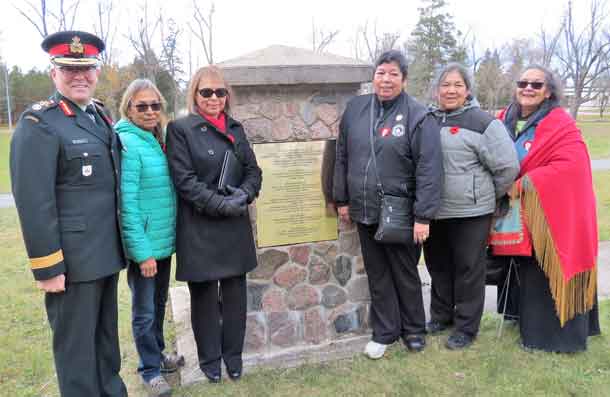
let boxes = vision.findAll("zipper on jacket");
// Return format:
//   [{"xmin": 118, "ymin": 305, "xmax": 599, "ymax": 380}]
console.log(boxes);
[
  {"xmin": 363, "ymin": 156, "xmax": 372, "ymax": 222},
  {"xmin": 473, "ymin": 174, "xmax": 477, "ymax": 204},
  {"xmin": 365, "ymin": 104, "xmax": 384, "ymax": 224}
]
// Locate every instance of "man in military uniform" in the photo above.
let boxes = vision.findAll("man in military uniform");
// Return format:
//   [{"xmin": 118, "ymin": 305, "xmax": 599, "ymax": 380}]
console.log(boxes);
[{"xmin": 10, "ymin": 31, "xmax": 127, "ymax": 396}]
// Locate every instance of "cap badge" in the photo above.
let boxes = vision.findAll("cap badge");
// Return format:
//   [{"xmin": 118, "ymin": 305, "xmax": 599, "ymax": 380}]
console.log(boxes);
[{"xmin": 69, "ymin": 36, "xmax": 84, "ymax": 55}]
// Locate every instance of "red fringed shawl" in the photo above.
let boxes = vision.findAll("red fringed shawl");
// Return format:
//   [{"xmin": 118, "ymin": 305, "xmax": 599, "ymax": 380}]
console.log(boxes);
[{"xmin": 500, "ymin": 107, "xmax": 598, "ymax": 325}]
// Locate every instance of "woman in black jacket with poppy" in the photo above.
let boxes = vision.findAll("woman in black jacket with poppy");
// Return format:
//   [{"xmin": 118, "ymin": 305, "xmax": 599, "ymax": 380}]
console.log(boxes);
[
  {"xmin": 333, "ymin": 50, "xmax": 442, "ymax": 359},
  {"xmin": 166, "ymin": 66, "xmax": 262, "ymax": 382}
]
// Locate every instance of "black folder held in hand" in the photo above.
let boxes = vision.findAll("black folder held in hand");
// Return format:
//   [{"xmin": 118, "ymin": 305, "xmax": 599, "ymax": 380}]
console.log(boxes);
[{"xmin": 218, "ymin": 150, "xmax": 244, "ymax": 193}]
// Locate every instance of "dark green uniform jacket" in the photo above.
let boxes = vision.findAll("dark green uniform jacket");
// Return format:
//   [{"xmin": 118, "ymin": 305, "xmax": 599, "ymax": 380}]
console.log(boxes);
[{"xmin": 10, "ymin": 92, "xmax": 125, "ymax": 282}]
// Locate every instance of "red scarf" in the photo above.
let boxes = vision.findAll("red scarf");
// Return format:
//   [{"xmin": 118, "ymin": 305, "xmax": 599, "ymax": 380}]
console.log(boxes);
[
  {"xmin": 197, "ymin": 110, "xmax": 235, "ymax": 143},
  {"xmin": 501, "ymin": 107, "xmax": 597, "ymax": 325}
]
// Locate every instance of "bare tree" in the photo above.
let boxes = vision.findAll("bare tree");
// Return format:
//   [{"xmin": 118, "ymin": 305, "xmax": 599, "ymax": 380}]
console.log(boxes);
[
  {"xmin": 462, "ymin": 28, "xmax": 483, "ymax": 75},
  {"xmin": 476, "ymin": 49, "xmax": 510, "ymax": 112},
  {"xmin": 538, "ymin": 24, "xmax": 563, "ymax": 67},
  {"xmin": 598, "ymin": 60, "xmax": 610, "ymax": 118},
  {"xmin": 93, "ymin": 0, "xmax": 119, "ymax": 65},
  {"xmin": 311, "ymin": 19, "xmax": 339, "ymax": 53},
  {"xmin": 555, "ymin": 0, "xmax": 610, "ymax": 117},
  {"xmin": 189, "ymin": 1, "xmax": 215, "ymax": 65},
  {"xmin": 502, "ymin": 38, "xmax": 543, "ymax": 85},
  {"xmin": 160, "ymin": 17, "xmax": 183, "ymax": 114},
  {"xmin": 126, "ymin": 1, "xmax": 161, "ymax": 81},
  {"xmin": 14, "ymin": 0, "xmax": 82, "ymax": 38},
  {"xmin": 356, "ymin": 20, "xmax": 400, "ymax": 63}
]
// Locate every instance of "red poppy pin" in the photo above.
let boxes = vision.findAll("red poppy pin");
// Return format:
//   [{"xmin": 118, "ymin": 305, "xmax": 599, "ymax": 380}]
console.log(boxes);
[
  {"xmin": 449, "ymin": 126, "xmax": 460, "ymax": 135},
  {"xmin": 380, "ymin": 127, "xmax": 391, "ymax": 137},
  {"xmin": 227, "ymin": 133, "xmax": 235, "ymax": 143}
]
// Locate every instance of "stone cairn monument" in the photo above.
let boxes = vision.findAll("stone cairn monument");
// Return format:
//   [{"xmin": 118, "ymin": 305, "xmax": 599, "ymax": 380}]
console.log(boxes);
[{"xmin": 170, "ymin": 45, "xmax": 374, "ymax": 385}]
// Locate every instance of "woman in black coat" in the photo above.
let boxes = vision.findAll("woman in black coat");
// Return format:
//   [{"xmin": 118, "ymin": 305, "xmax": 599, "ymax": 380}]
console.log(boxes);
[{"xmin": 166, "ymin": 66, "xmax": 262, "ymax": 382}]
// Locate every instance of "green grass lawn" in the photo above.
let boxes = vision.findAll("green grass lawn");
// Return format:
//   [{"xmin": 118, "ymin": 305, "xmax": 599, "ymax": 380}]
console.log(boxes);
[
  {"xmin": 577, "ymin": 114, "xmax": 610, "ymax": 122},
  {"xmin": 0, "ymin": 205, "xmax": 609, "ymax": 396},
  {"xmin": 0, "ymin": 206, "xmax": 179, "ymax": 396},
  {"xmin": 594, "ymin": 171, "xmax": 610, "ymax": 241},
  {"xmin": 0, "ymin": 129, "xmax": 11, "ymax": 193},
  {"xmin": 578, "ymin": 120, "xmax": 610, "ymax": 160}
]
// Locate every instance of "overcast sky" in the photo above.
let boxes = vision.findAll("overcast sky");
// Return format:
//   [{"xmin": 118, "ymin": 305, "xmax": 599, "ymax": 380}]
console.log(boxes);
[{"xmin": 0, "ymin": 0, "xmax": 593, "ymax": 71}]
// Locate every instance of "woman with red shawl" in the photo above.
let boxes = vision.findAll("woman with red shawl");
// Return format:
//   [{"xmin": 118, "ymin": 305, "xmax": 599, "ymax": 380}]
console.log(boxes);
[{"xmin": 495, "ymin": 65, "xmax": 600, "ymax": 352}]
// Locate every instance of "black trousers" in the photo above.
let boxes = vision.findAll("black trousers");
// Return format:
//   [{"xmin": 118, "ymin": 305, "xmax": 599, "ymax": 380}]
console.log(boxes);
[
  {"xmin": 188, "ymin": 275, "xmax": 247, "ymax": 375},
  {"xmin": 423, "ymin": 214, "xmax": 492, "ymax": 337},
  {"xmin": 357, "ymin": 223, "xmax": 426, "ymax": 344},
  {"xmin": 45, "ymin": 273, "xmax": 126, "ymax": 397}
]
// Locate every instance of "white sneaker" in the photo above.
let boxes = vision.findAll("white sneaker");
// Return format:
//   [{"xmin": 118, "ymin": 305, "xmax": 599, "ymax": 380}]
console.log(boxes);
[
  {"xmin": 143, "ymin": 375, "xmax": 172, "ymax": 397},
  {"xmin": 364, "ymin": 340, "xmax": 388, "ymax": 359}
]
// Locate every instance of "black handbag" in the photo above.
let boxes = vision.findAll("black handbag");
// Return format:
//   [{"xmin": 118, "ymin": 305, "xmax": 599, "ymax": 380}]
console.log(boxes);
[
  {"xmin": 485, "ymin": 247, "xmax": 508, "ymax": 285},
  {"xmin": 367, "ymin": 96, "xmax": 413, "ymax": 244},
  {"xmin": 375, "ymin": 194, "xmax": 414, "ymax": 244}
]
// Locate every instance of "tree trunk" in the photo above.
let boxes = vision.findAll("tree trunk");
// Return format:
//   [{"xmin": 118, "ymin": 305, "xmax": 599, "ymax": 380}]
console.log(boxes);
[{"xmin": 569, "ymin": 101, "xmax": 579, "ymax": 119}]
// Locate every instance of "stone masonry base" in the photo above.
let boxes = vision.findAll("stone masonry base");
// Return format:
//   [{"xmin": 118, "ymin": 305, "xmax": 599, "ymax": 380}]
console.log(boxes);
[{"xmin": 169, "ymin": 285, "xmax": 371, "ymax": 386}]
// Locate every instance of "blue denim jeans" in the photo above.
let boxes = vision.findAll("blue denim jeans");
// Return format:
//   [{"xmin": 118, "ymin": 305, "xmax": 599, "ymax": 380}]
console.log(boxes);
[{"xmin": 127, "ymin": 257, "xmax": 171, "ymax": 382}]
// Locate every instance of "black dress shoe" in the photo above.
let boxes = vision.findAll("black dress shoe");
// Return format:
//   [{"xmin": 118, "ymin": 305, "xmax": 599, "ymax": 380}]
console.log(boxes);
[
  {"xmin": 404, "ymin": 334, "xmax": 426, "ymax": 352},
  {"xmin": 445, "ymin": 333, "xmax": 474, "ymax": 350},
  {"xmin": 426, "ymin": 320, "xmax": 451, "ymax": 335},
  {"xmin": 228, "ymin": 370, "xmax": 242, "ymax": 381},
  {"xmin": 202, "ymin": 371, "xmax": 221, "ymax": 383}
]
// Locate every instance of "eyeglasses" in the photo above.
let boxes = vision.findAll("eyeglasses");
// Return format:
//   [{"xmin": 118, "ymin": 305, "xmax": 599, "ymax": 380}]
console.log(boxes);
[
  {"xmin": 58, "ymin": 66, "xmax": 97, "ymax": 76},
  {"xmin": 198, "ymin": 88, "xmax": 228, "ymax": 98},
  {"xmin": 516, "ymin": 81, "xmax": 545, "ymax": 90},
  {"xmin": 132, "ymin": 103, "xmax": 162, "ymax": 113}
]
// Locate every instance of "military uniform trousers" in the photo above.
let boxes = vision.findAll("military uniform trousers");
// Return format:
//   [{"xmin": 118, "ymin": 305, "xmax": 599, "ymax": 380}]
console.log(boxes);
[
  {"xmin": 45, "ymin": 273, "xmax": 127, "ymax": 397},
  {"xmin": 357, "ymin": 223, "xmax": 426, "ymax": 344},
  {"xmin": 423, "ymin": 214, "xmax": 492, "ymax": 337}
]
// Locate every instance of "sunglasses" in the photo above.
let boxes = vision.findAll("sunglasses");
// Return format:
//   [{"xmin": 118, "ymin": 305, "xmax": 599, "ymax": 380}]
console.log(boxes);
[
  {"xmin": 516, "ymin": 81, "xmax": 545, "ymax": 90},
  {"xmin": 198, "ymin": 88, "xmax": 228, "ymax": 98},
  {"xmin": 132, "ymin": 103, "xmax": 162, "ymax": 113}
]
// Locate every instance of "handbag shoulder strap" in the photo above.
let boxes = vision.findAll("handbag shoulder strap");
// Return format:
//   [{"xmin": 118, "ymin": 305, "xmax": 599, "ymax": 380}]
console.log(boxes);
[{"xmin": 368, "ymin": 95, "xmax": 384, "ymax": 197}]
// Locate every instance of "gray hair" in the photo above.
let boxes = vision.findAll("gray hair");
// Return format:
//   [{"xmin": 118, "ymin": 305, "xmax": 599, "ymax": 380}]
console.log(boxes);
[
  {"xmin": 432, "ymin": 62, "xmax": 474, "ymax": 98},
  {"xmin": 519, "ymin": 64, "xmax": 563, "ymax": 103},
  {"xmin": 119, "ymin": 78, "xmax": 168, "ymax": 140}
]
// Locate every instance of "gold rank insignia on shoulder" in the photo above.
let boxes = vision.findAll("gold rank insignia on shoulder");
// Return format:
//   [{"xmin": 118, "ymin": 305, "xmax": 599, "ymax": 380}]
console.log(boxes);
[
  {"xmin": 70, "ymin": 36, "xmax": 84, "ymax": 55},
  {"xmin": 31, "ymin": 99, "xmax": 55, "ymax": 111}
]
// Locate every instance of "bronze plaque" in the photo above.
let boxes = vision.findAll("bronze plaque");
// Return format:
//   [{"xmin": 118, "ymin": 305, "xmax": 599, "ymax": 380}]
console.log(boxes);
[{"xmin": 254, "ymin": 141, "xmax": 338, "ymax": 247}]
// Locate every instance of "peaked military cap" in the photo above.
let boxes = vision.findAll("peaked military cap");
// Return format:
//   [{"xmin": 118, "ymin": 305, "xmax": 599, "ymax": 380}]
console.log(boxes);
[{"xmin": 41, "ymin": 30, "xmax": 105, "ymax": 67}]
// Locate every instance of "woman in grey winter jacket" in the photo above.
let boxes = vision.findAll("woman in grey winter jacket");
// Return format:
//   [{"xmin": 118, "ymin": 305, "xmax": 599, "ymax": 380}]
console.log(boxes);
[{"xmin": 423, "ymin": 63, "xmax": 519, "ymax": 350}]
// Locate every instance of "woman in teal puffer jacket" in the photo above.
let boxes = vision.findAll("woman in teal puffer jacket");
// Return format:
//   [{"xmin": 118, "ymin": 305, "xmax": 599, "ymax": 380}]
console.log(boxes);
[{"xmin": 117, "ymin": 79, "xmax": 181, "ymax": 396}]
